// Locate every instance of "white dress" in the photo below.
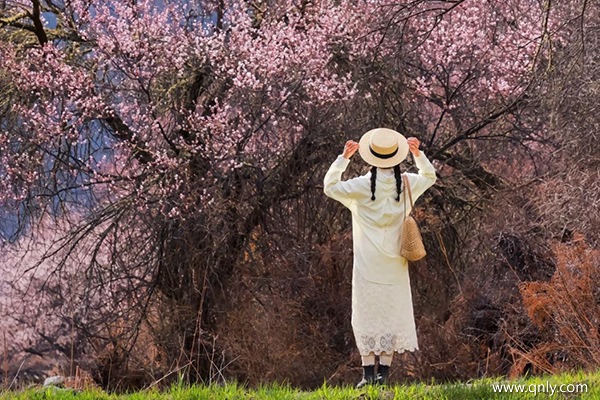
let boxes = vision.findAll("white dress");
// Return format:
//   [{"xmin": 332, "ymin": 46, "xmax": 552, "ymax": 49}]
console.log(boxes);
[{"xmin": 324, "ymin": 153, "xmax": 436, "ymax": 356}]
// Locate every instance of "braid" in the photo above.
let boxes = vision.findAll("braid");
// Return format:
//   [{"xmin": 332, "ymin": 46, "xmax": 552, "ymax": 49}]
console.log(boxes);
[
  {"xmin": 394, "ymin": 165, "xmax": 402, "ymax": 202},
  {"xmin": 370, "ymin": 166, "xmax": 377, "ymax": 200}
]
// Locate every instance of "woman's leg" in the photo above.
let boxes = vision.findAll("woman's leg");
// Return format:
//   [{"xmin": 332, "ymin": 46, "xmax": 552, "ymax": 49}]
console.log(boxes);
[
  {"xmin": 361, "ymin": 353, "xmax": 376, "ymax": 366},
  {"xmin": 356, "ymin": 352, "xmax": 376, "ymax": 389},
  {"xmin": 377, "ymin": 352, "xmax": 393, "ymax": 385},
  {"xmin": 379, "ymin": 352, "xmax": 393, "ymax": 366}
]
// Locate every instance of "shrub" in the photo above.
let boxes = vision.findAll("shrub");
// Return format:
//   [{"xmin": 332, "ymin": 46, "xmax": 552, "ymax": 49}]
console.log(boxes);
[{"xmin": 517, "ymin": 235, "xmax": 600, "ymax": 375}]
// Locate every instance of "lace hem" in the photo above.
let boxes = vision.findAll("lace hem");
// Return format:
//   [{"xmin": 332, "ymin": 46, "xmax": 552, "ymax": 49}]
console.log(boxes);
[{"xmin": 358, "ymin": 333, "xmax": 418, "ymax": 356}]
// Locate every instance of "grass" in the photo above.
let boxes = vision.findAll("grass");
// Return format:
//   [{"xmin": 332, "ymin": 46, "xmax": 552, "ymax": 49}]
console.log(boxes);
[{"xmin": 1, "ymin": 370, "xmax": 599, "ymax": 399}]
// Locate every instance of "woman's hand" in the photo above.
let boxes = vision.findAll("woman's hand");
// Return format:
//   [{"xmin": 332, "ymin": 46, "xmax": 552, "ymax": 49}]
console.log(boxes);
[
  {"xmin": 343, "ymin": 140, "xmax": 360, "ymax": 159},
  {"xmin": 407, "ymin": 137, "xmax": 421, "ymax": 157}
]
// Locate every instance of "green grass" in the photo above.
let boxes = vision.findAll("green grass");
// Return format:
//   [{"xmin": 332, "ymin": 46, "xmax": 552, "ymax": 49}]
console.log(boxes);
[{"xmin": 1, "ymin": 370, "xmax": 599, "ymax": 399}]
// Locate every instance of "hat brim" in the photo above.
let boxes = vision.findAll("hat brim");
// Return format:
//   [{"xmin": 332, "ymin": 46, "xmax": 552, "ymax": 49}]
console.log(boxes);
[{"xmin": 358, "ymin": 128, "xmax": 409, "ymax": 168}]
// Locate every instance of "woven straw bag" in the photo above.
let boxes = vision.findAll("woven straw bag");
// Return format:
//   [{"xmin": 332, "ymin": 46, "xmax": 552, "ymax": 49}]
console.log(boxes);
[{"xmin": 400, "ymin": 174, "xmax": 426, "ymax": 261}]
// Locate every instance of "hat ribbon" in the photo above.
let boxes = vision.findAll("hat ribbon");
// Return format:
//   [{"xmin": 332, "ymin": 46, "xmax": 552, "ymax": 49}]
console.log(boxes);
[{"xmin": 369, "ymin": 145, "xmax": 398, "ymax": 159}]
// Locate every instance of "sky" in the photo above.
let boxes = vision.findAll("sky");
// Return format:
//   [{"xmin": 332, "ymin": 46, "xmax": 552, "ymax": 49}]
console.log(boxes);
[{"xmin": 43, "ymin": 11, "xmax": 58, "ymax": 29}]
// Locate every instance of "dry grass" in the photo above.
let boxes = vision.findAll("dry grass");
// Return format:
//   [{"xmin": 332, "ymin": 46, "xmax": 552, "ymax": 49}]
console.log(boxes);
[{"xmin": 517, "ymin": 235, "xmax": 600, "ymax": 375}]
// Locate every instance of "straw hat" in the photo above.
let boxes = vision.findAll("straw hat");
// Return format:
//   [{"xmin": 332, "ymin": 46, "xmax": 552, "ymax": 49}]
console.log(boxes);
[{"xmin": 358, "ymin": 128, "xmax": 409, "ymax": 168}]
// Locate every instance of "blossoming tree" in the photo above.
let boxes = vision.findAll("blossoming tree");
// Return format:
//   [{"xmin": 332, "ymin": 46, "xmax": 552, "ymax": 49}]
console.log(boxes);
[{"xmin": 0, "ymin": 0, "xmax": 573, "ymax": 387}]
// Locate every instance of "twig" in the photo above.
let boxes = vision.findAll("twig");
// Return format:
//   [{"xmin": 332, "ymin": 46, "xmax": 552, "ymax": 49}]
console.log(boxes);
[
  {"xmin": 2, "ymin": 332, "xmax": 8, "ymax": 390},
  {"xmin": 435, "ymin": 230, "xmax": 462, "ymax": 293},
  {"xmin": 144, "ymin": 361, "xmax": 193, "ymax": 390},
  {"xmin": 8, "ymin": 360, "xmax": 25, "ymax": 391}
]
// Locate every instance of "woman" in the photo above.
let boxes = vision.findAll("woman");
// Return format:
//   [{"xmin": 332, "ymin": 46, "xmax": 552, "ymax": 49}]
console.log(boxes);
[{"xmin": 323, "ymin": 128, "xmax": 436, "ymax": 388}]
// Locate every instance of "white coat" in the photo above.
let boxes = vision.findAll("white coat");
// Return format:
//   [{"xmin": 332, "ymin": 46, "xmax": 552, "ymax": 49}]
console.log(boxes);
[{"xmin": 323, "ymin": 153, "xmax": 437, "ymax": 284}]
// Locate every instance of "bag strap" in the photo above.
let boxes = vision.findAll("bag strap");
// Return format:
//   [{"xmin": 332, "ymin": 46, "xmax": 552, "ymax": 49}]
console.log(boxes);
[{"xmin": 402, "ymin": 174, "xmax": 414, "ymax": 218}]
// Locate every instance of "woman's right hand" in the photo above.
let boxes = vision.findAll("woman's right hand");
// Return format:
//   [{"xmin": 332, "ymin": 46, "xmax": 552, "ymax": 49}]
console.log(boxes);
[
  {"xmin": 407, "ymin": 137, "xmax": 421, "ymax": 157},
  {"xmin": 343, "ymin": 140, "xmax": 360, "ymax": 159}
]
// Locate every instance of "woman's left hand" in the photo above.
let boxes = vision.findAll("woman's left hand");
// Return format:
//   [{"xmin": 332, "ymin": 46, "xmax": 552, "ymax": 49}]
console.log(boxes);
[{"xmin": 407, "ymin": 137, "xmax": 421, "ymax": 157}]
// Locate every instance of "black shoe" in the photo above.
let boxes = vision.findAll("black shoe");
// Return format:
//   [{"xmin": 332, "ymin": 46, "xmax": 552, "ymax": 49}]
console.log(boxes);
[
  {"xmin": 376, "ymin": 364, "xmax": 390, "ymax": 385},
  {"xmin": 356, "ymin": 365, "xmax": 375, "ymax": 389}
]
